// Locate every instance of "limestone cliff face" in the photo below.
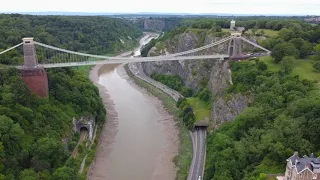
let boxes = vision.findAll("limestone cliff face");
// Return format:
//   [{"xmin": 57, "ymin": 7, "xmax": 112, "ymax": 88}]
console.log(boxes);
[
  {"xmin": 141, "ymin": 30, "xmax": 252, "ymax": 126},
  {"xmin": 208, "ymin": 61, "xmax": 252, "ymax": 127}
]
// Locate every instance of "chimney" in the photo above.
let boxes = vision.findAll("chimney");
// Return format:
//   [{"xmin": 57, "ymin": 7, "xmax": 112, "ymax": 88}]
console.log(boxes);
[
  {"xmin": 294, "ymin": 151, "xmax": 299, "ymax": 156},
  {"xmin": 311, "ymin": 153, "xmax": 315, "ymax": 158},
  {"xmin": 306, "ymin": 163, "xmax": 313, "ymax": 171}
]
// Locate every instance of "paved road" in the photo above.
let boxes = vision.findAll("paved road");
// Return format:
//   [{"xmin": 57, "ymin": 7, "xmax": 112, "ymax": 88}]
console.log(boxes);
[
  {"xmin": 189, "ymin": 128, "xmax": 206, "ymax": 180},
  {"xmin": 128, "ymin": 62, "xmax": 182, "ymax": 101},
  {"xmin": 127, "ymin": 61, "xmax": 207, "ymax": 180}
]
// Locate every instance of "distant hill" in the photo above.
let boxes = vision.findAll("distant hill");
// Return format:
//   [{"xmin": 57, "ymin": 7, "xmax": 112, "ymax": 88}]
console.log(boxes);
[{"xmin": 0, "ymin": 11, "xmax": 314, "ymax": 17}]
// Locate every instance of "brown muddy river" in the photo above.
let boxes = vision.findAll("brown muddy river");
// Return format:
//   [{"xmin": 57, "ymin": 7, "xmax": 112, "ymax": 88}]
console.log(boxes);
[
  {"xmin": 98, "ymin": 64, "xmax": 166, "ymax": 180},
  {"xmin": 88, "ymin": 33, "xmax": 178, "ymax": 180}
]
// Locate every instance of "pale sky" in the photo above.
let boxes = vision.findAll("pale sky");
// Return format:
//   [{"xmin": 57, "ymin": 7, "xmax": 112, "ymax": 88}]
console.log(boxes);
[{"xmin": 1, "ymin": 0, "xmax": 320, "ymax": 15}]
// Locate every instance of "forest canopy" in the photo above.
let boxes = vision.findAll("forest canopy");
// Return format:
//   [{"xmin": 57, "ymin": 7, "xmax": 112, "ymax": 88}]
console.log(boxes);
[
  {"xmin": 0, "ymin": 14, "xmax": 143, "ymax": 179},
  {"xmin": 0, "ymin": 14, "xmax": 143, "ymax": 65}
]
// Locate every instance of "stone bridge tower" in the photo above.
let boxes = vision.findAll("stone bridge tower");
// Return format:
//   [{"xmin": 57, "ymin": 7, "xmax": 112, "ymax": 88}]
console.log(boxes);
[
  {"xmin": 20, "ymin": 38, "xmax": 49, "ymax": 98},
  {"xmin": 228, "ymin": 33, "xmax": 242, "ymax": 59}
]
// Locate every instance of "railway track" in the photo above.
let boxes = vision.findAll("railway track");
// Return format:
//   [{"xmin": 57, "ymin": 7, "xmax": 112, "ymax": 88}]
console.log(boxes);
[{"xmin": 71, "ymin": 129, "xmax": 87, "ymax": 157}]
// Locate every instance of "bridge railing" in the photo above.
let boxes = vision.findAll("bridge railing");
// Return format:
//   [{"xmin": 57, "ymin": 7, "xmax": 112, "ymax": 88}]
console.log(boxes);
[{"xmin": 240, "ymin": 37, "xmax": 271, "ymax": 54}]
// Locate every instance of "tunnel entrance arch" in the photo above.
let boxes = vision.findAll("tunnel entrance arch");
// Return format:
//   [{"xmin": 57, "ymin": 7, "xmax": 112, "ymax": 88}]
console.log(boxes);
[
  {"xmin": 73, "ymin": 116, "xmax": 95, "ymax": 141},
  {"xmin": 80, "ymin": 126, "xmax": 88, "ymax": 132}
]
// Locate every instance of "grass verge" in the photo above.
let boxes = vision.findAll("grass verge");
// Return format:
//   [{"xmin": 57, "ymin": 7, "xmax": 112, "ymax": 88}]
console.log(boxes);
[
  {"xmin": 187, "ymin": 97, "xmax": 211, "ymax": 122},
  {"xmin": 124, "ymin": 64, "xmax": 192, "ymax": 180},
  {"xmin": 260, "ymin": 56, "xmax": 320, "ymax": 81},
  {"xmin": 246, "ymin": 29, "xmax": 279, "ymax": 37},
  {"xmin": 222, "ymin": 28, "xmax": 278, "ymax": 38}
]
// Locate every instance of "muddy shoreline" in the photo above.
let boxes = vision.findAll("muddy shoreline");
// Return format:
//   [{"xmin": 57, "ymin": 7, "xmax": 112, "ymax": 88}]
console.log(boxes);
[
  {"xmin": 88, "ymin": 63, "xmax": 178, "ymax": 179},
  {"xmin": 88, "ymin": 64, "xmax": 120, "ymax": 180}
]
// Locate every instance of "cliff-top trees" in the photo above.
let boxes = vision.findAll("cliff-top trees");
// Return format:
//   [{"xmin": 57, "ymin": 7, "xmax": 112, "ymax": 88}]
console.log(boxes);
[
  {"xmin": 0, "ymin": 14, "xmax": 142, "ymax": 65},
  {"xmin": 313, "ymin": 61, "xmax": 320, "ymax": 72},
  {"xmin": 315, "ymin": 44, "xmax": 320, "ymax": 55},
  {"xmin": 205, "ymin": 60, "xmax": 317, "ymax": 180},
  {"xmin": 271, "ymin": 42, "xmax": 299, "ymax": 63},
  {"xmin": 280, "ymin": 56, "xmax": 295, "ymax": 74}
]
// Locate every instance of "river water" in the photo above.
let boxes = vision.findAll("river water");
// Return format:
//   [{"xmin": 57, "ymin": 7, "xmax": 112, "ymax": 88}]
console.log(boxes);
[{"xmin": 89, "ymin": 33, "xmax": 178, "ymax": 180}]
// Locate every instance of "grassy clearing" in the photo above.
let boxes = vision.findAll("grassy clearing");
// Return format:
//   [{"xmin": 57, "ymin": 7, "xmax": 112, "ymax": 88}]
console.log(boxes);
[
  {"xmin": 124, "ymin": 64, "xmax": 192, "ymax": 180},
  {"xmin": 222, "ymin": 28, "xmax": 231, "ymax": 33},
  {"xmin": 187, "ymin": 97, "xmax": 211, "ymax": 121},
  {"xmin": 259, "ymin": 56, "xmax": 280, "ymax": 72},
  {"xmin": 260, "ymin": 56, "xmax": 320, "ymax": 82},
  {"xmin": 222, "ymin": 28, "xmax": 278, "ymax": 37},
  {"xmin": 247, "ymin": 29, "xmax": 279, "ymax": 37}
]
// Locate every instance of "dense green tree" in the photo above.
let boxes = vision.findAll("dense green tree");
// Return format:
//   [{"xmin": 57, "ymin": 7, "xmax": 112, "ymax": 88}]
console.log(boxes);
[
  {"xmin": 198, "ymin": 88, "xmax": 212, "ymax": 102},
  {"xmin": 19, "ymin": 169, "xmax": 39, "ymax": 180},
  {"xmin": 258, "ymin": 29, "xmax": 265, "ymax": 36},
  {"xmin": 271, "ymin": 42, "xmax": 299, "ymax": 63},
  {"xmin": 289, "ymin": 38, "xmax": 313, "ymax": 58},
  {"xmin": 260, "ymin": 37, "xmax": 285, "ymax": 50},
  {"xmin": 278, "ymin": 28, "xmax": 295, "ymax": 41},
  {"xmin": 280, "ymin": 56, "xmax": 295, "ymax": 74},
  {"xmin": 51, "ymin": 166, "xmax": 78, "ymax": 180},
  {"xmin": 257, "ymin": 61, "xmax": 268, "ymax": 71},
  {"xmin": 314, "ymin": 44, "xmax": 320, "ymax": 55},
  {"xmin": 300, "ymin": 41, "xmax": 313, "ymax": 58},
  {"xmin": 289, "ymin": 38, "xmax": 305, "ymax": 49},
  {"xmin": 180, "ymin": 86, "xmax": 194, "ymax": 97},
  {"xmin": 258, "ymin": 173, "xmax": 267, "ymax": 180},
  {"xmin": 32, "ymin": 137, "xmax": 66, "ymax": 171},
  {"xmin": 252, "ymin": 26, "xmax": 258, "ymax": 35},
  {"xmin": 313, "ymin": 61, "xmax": 320, "ymax": 72},
  {"xmin": 176, "ymin": 97, "xmax": 184, "ymax": 107},
  {"xmin": 176, "ymin": 99, "xmax": 196, "ymax": 130},
  {"xmin": 151, "ymin": 72, "xmax": 194, "ymax": 97}
]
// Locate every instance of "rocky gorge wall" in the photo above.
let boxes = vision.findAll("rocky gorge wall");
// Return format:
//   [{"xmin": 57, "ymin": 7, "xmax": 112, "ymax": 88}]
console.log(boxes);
[{"xmin": 141, "ymin": 30, "xmax": 253, "ymax": 127}]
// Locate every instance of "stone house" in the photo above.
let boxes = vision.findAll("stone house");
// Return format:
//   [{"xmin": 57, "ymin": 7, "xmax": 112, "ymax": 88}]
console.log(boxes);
[{"xmin": 284, "ymin": 152, "xmax": 320, "ymax": 180}]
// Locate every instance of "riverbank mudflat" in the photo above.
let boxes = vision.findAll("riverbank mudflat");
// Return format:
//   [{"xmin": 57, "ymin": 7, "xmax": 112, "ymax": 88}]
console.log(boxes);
[{"xmin": 88, "ymin": 64, "xmax": 120, "ymax": 180}]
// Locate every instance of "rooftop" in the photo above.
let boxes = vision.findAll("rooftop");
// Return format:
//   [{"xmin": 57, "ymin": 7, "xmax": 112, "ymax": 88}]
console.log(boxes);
[{"xmin": 288, "ymin": 152, "xmax": 320, "ymax": 174}]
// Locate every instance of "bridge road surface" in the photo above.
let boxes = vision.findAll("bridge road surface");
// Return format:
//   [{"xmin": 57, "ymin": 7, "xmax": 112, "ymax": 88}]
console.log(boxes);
[{"xmin": 128, "ymin": 62, "xmax": 207, "ymax": 180}]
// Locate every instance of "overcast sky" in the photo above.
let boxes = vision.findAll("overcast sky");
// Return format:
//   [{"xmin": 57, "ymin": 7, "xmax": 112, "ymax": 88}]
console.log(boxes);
[{"xmin": 1, "ymin": 0, "xmax": 320, "ymax": 15}]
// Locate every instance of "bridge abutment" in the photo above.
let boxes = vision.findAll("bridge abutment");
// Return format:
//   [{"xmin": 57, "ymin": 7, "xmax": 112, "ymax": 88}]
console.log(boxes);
[
  {"xmin": 21, "ymin": 68, "xmax": 48, "ymax": 98},
  {"xmin": 21, "ymin": 38, "xmax": 49, "ymax": 98}
]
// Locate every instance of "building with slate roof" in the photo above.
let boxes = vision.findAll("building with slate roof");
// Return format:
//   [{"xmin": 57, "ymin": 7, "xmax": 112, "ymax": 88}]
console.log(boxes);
[{"xmin": 284, "ymin": 152, "xmax": 320, "ymax": 180}]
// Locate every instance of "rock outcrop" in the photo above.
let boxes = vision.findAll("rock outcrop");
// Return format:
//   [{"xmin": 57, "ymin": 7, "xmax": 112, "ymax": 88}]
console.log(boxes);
[{"xmin": 141, "ymin": 30, "xmax": 252, "ymax": 127}]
